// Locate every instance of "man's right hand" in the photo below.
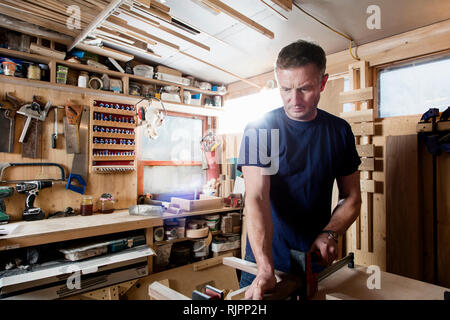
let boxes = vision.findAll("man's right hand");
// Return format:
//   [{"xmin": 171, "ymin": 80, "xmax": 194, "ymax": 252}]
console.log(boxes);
[{"xmin": 244, "ymin": 271, "xmax": 277, "ymax": 300}]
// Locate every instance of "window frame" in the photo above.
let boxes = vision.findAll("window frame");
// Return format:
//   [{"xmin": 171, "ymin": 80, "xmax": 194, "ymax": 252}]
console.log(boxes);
[{"xmin": 137, "ymin": 110, "xmax": 209, "ymax": 195}]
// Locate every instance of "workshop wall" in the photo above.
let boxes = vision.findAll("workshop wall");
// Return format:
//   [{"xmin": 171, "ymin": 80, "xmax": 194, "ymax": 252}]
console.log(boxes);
[{"xmin": 0, "ymin": 83, "xmax": 137, "ymax": 221}]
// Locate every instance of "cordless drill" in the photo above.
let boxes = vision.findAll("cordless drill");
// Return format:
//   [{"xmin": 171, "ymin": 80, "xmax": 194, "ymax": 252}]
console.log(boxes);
[
  {"xmin": 0, "ymin": 186, "xmax": 14, "ymax": 224},
  {"xmin": 16, "ymin": 180, "xmax": 53, "ymax": 221}
]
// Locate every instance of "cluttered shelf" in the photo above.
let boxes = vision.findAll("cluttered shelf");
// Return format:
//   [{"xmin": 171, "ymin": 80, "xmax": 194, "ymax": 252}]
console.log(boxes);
[
  {"xmin": 161, "ymin": 207, "xmax": 242, "ymax": 220},
  {"xmin": 0, "ymin": 210, "xmax": 163, "ymax": 251}
]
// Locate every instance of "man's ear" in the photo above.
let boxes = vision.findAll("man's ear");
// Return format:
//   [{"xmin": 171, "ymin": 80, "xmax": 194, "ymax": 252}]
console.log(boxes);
[{"xmin": 320, "ymin": 73, "xmax": 329, "ymax": 92}]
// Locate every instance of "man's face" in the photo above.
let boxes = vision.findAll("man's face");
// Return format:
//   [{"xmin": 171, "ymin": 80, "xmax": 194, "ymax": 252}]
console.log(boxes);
[{"xmin": 276, "ymin": 63, "xmax": 328, "ymax": 122}]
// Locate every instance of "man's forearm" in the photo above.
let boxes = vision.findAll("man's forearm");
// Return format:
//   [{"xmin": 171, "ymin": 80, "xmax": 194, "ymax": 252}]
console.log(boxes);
[
  {"xmin": 245, "ymin": 197, "xmax": 274, "ymax": 274},
  {"xmin": 324, "ymin": 195, "xmax": 361, "ymax": 235}
]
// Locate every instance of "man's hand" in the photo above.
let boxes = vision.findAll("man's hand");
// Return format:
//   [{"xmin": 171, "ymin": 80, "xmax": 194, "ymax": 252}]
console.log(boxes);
[
  {"xmin": 310, "ymin": 233, "xmax": 338, "ymax": 266},
  {"xmin": 244, "ymin": 271, "xmax": 277, "ymax": 300}
]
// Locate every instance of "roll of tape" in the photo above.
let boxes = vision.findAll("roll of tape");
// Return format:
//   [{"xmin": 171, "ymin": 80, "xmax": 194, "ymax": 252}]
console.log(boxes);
[
  {"xmin": 88, "ymin": 77, "xmax": 103, "ymax": 90},
  {"xmin": 154, "ymin": 226, "xmax": 164, "ymax": 242}
]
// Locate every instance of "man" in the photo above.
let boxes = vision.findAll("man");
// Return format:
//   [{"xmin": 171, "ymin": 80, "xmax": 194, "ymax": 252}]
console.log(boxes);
[{"xmin": 237, "ymin": 40, "xmax": 362, "ymax": 300}]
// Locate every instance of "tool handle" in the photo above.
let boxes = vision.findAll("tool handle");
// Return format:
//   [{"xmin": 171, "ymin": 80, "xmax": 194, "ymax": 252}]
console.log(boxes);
[
  {"xmin": 65, "ymin": 173, "xmax": 86, "ymax": 194},
  {"xmin": 19, "ymin": 117, "xmax": 32, "ymax": 143},
  {"xmin": 51, "ymin": 133, "xmax": 57, "ymax": 149},
  {"xmin": 9, "ymin": 163, "xmax": 66, "ymax": 181}
]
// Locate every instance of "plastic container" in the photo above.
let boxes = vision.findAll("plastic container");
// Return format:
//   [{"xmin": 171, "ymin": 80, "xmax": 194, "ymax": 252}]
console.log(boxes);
[
  {"xmin": 56, "ymin": 65, "xmax": 69, "ymax": 84},
  {"xmin": 98, "ymin": 193, "xmax": 114, "ymax": 213},
  {"xmin": 205, "ymin": 214, "xmax": 221, "ymax": 231},
  {"xmin": 2, "ymin": 61, "xmax": 17, "ymax": 76},
  {"xmin": 80, "ymin": 195, "xmax": 93, "ymax": 216},
  {"xmin": 27, "ymin": 64, "xmax": 41, "ymax": 80},
  {"xmin": 78, "ymin": 71, "xmax": 89, "ymax": 88},
  {"xmin": 129, "ymin": 82, "xmax": 141, "ymax": 96},
  {"xmin": 133, "ymin": 65, "xmax": 154, "ymax": 78}
]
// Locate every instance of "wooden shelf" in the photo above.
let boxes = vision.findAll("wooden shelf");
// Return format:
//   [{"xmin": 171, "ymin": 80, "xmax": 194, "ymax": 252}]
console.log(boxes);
[
  {"xmin": 92, "ymin": 155, "xmax": 135, "ymax": 161},
  {"xmin": 93, "ymin": 132, "xmax": 135, "ymax": 139},
  {"xmin": 154, "ymin": 230, "xmax": 222, "ymax": 246},
  {"xmin": 92, "ymin": 144, "xmax": 135, "ymax": 150},
  {"xmin": 93, "ymin": 106, "xmax": 135, "ymax": 116},
  {"xmin": 93, "ymin": 120, "xmax": 136, "ymax": 128},
  {"xmin": 161, "ymin": 207, "xmax": 242, "ymax": 220},
  {"xmin": 0, "ymin": 47, "xmax": 226, "ymax": 117},
  {"xmin": 0, "ymin": 211, "xmax": 162, "ymax": 251}
]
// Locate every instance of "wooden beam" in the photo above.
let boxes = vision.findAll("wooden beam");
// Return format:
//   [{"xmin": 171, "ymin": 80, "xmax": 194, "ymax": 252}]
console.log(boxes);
[
  {"xmin": 260, "ymin": 0, "xmax": 288, "ymax": 20},
  {"xmin": 271, "ymin": 0, "xmax": 292, "ymax": 11},
  {"xmin": 359, "ymin": 158, "xmax": 375, "ymax": 171},
  {"xmin": 68, "ymin": 0, "xmax": 125, "ymax": 51},
  {"xmin": 339, "ymin": 87, "xmax": 374, "ymax": 104},
  {"xmin": 351, "ymin": 122, "xmax": 375, "ymax": 136},
  {"xmin": 106, "ymin": 15, "xmax": 179, "ymax": 49},
  {"xmin": 202, "ymin": 0, "xmax": 275, "ymax": 39},
  {"xmin": 340, "ymin": 109, "xmax": 374, "ymax": 123},
  {"xmin": 360, "ymin": 180, "xmax": 375, "ymax": 193},
  {"xmin": 356, "ymin": 144, "xmax": 375, "ymax": 157}
]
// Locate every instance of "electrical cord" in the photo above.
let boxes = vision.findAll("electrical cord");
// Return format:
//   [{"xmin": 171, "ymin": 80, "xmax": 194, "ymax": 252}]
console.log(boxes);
[{"xmin": 293, "ymin": 2, "xmax": 360, "ymax": 61}]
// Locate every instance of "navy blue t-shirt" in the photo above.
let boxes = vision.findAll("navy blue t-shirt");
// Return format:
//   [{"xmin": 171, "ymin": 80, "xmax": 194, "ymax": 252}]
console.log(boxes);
[{"xmin": 237, "ymin": 107, "xmax": 361, "ymax": 273}]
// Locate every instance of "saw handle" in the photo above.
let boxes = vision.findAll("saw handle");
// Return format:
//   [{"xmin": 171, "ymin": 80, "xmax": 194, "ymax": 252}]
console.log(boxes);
[{"xmin": 65, "ymin": 173, "xmax": 86, "ymax": 194}]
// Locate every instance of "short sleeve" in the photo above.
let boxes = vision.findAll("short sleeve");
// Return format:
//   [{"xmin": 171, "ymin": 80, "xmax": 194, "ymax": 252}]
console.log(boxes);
[{"xmin": 336, "ymin": 122, "xmax": 361, "ymax": 177}]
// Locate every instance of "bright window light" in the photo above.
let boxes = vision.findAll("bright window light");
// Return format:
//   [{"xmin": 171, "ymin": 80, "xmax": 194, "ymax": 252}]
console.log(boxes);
[{"xmin": 218, "ymin": 88, "xmax": 282, "ymax": 134}]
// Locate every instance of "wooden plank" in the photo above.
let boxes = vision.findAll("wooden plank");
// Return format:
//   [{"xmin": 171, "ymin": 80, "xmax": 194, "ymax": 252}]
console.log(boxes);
[
  {"xmin": 356, "ymin": 144, "xmax": 375, "ymax": 157},
  {"xmin": 314, "ymin": 265, "xmax": 449, "ymax": 300},
  {"xmin": 271, "ymin": 0, "xmax": 292, "ymax": 11},
  {"xmin": 386, "ymin": 135, "xmax": 422, "ymax": 280},
  {"xmin": 351, "ymin": 122, "xmax": 375, "ymax": 136},
  {"xmin": 360, "ymin": 180, "xmax": 375, "ymax": 193},
  {"xmin": 148, "ymin": 281, "xmax": 191, "ymax": 300},
  {"xmin": 68, "ymin": 0, "xmax": 125, "ymax": 51},
  {"xmin": 192, "ymin": 255, "xmax": 225, "ymax": 271},
  {"xmin": 416, "ymin": 121, "xmax": 450, "ymax": 132},
  {"xmin": 202, "ymin": 0, "xmax": 274, "ymax": 39},
  {"xmin": 359, "ymin": 158, "xmax": 375, "ymax": 171},
  {"xmin": 150, "ymin": 0, "xmax": 170, "ymax": 13},
  {"xmin": 133, "ymin": 3, "xmax": 172, "ymax": 23},
  {"xmin": 340, "ymin": 109, "xmax": 374, "ymax": 123},
  {"xmin": 361, "ymin": 192, "xmax": 373, "ymax": 252},
  {"xmin": 339, "ymin": 87, "xmax": 373, "ymax": 104},
  {"xmin": 0, "ymin": 211, "xmax": 162, "ymax": 251}
]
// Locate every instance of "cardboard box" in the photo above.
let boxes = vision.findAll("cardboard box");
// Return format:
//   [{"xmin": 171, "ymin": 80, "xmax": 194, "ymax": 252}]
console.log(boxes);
[{"xmin": 155, "ymin": 65, "xmax": 182, "ymax": 77}]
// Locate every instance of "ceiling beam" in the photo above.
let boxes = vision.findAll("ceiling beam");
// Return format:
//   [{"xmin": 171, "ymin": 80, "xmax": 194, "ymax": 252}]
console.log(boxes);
[
  {"xmin": 202, "ymin": 0, "xmax": 275, "ymax": 39},
  {"xmin": 68, "ymin": 0, "xmax": 125, "ymax": 51}
]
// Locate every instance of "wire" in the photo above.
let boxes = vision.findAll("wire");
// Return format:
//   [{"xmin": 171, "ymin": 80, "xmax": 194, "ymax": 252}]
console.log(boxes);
[{"xmin": 293, "ymin": 2, "xmax": 360, "ymax": 61}]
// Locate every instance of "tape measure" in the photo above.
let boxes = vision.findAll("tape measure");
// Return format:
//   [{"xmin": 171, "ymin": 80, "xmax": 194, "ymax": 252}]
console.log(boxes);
[{"xmin": 154, "ymin": 226, "xmax": 164, "ymax": 242}]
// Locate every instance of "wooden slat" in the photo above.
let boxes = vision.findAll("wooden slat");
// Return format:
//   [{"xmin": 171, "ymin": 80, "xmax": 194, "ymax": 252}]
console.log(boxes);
[
  {"xmin": 271, "ymin": 0, "xmax": 292, "ymax": 11},
  {"xmin": 203, "ymin": 0, "xmax": 274, "ymax": 39},
  {"xmin": 339, "ymin": 87, "xmax": 373, "ymax": 104},
  {"xmin": 351, "ymin": 122, "xmax": 375, "ymax": 136},
  {"xmin": 361, "ymin": 191, "xmax": 373, "ymax": 252},
  {"xmin": 416, "ymin": 121, "xmax": 450, "ymax": 132},
  {"xmin": 150, "ymin": 0, "xmax": 170, "ymax": 13},
  {"xmin": 356, "ymin": 144, "xmax": 375, "ymax": 157},
  {"xmin": 148, "ymin": 281, "xmax": 191, "ymax": 300},
  {"xmin": 359, "ymin": 158, "xmax": 375, "ymax": 171},
  {"xmin": 340, "ymin": 109, "xmax": 374, "ymax": 123},
  {"xmin": 360, "ymin": 180, "xmax": 375, "ymax": 193},
  {"xmin": 133, "ymin": 3, "xmax": 172, "ymax": 23}
]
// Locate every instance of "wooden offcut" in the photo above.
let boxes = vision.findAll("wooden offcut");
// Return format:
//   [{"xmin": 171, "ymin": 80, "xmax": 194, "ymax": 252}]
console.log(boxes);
[
  {"xmin": 351, "ymin": 122, "xmax": 375, "ymax": 136},
  {"xmin": 340, "ymin": 109, "xmax": 374, "ymax": 123},
  {"xmin": 359, "ymin": 157, "xmax": 375, "ymax": 171},
  {"xmin": 339, "ymin": 87, "xmax": 374, "ymax": 104},
  {"xmin": 356, "ymin": 144, "xmax": 375, "ymax": 157}
]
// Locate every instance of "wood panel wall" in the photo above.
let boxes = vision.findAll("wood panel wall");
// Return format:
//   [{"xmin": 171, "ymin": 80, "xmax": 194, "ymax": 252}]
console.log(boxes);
[{"xmin": 0, "ymin": 83, "xmax": 137, "ymax": 221}]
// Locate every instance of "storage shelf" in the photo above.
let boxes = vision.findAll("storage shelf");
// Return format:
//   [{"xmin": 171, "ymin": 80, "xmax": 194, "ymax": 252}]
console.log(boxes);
[
  {"xmin": 92, "ymin": 155, "xmax": 135, "ymax": 161},
  {"xmin": 0, "ymin": 48, "xmax": 226, "ymax": 117},
  {"xmin": 154, "ymin": 230, "xmax": 222, "ymax": 246},
  {"xmin": 93, "ymin": 106, "xmax": 135, "ymax": 116},
  {"xmin": 161, "ymin": 207, "xmax": 242, "ymax": 220},
  {"xmin": 93, "ymin": 120, "xmax": 136, "ymax": 128},
  {"xmin": 92, "ymin": 143, "xmax": 135, "ymax": 150},
  {"xmin": 92, "ymin": 132, "xmax": 135, "ymax": 139}
]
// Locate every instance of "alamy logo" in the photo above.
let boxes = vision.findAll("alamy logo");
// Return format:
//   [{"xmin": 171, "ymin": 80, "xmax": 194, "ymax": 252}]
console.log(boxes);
[
  {"xmin": 366, "ymin": 265, "xmax": 381, "ymax": 289},
  {"xmin": 241, "ymin": 128, "xmax": 280, "ymax": 175},
  {"xmin": 67, "ymin": 5, "xmax": 81, "ymax": 30},
  {"xmin": 366, "ymin": 5, "xmax": 381, "ymax": 30}
]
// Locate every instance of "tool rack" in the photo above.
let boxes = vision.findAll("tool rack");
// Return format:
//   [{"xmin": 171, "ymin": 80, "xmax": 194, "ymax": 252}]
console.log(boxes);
[{"xmin": 90, "ymin": 99, "xmax": 137, "ymax": 173}]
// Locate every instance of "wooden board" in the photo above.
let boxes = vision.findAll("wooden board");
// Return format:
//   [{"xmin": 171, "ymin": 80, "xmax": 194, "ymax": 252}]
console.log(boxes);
[
  {"xmin": 385, "ymin": 135, "xmax": 422, "ymax": 281},
  {"xmin": 339, "ymin": 87, "xmax": 373, "ymax": 104},
  {"xmin": 356, "ymin": 144, "xmax": 375, "ymax": 157},
  {"xmin": 314, "ymin": 265, "xmax": 449, "ymax": 300},
  {"xmin": 340, "ymin": 109, "xmax": 374, "ymax": 123},
  {"xmin": 358, "ymin": 158, "xmax": 375, "ymax": 171},
  {"xmin": 351, "ymin": 122, "xmax": 375, "ymax": 136}
]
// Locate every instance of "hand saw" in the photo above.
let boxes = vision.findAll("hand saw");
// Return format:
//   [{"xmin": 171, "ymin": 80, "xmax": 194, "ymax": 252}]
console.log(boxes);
[{"xmin": 64, "ymin": 101, "xmax": 82, "ymax": 154}]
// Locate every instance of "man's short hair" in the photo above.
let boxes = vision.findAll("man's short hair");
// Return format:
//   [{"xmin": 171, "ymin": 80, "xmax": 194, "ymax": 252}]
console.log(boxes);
[{"xmin": 275, "ymin": 40, "xmax": 326, "ymax": 75}]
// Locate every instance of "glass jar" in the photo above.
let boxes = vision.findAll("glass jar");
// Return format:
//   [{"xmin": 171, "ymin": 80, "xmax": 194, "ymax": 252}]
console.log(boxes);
[
  {"xmin": 2, "ymin": 61, "xmax": 17, "ymax": 76},
  {"xmin": 80, "ymin": 195, "xmax": 93, "ymax": 216},
  {"xmin": 98, "ymin": 194, "xmax": 114, "ymax": 214}
]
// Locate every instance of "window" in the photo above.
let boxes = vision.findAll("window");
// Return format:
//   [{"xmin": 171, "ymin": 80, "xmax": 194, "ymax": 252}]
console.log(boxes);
[
  {"xmin": 378, "ymin": 55, "xmax": 450, "ymax": 118},
  {"xmin": 218, "ymin": 88, "xmax": 282, "ymax": 134},
  {"xmin": 138, "ymin": 113, "xmax": 206, "ymax": 198}
]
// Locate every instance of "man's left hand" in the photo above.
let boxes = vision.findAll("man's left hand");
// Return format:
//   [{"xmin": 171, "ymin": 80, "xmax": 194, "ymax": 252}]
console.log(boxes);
[{"xmin": 310, "ymin": 233, "xmax": 338, "ymax": 266}]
